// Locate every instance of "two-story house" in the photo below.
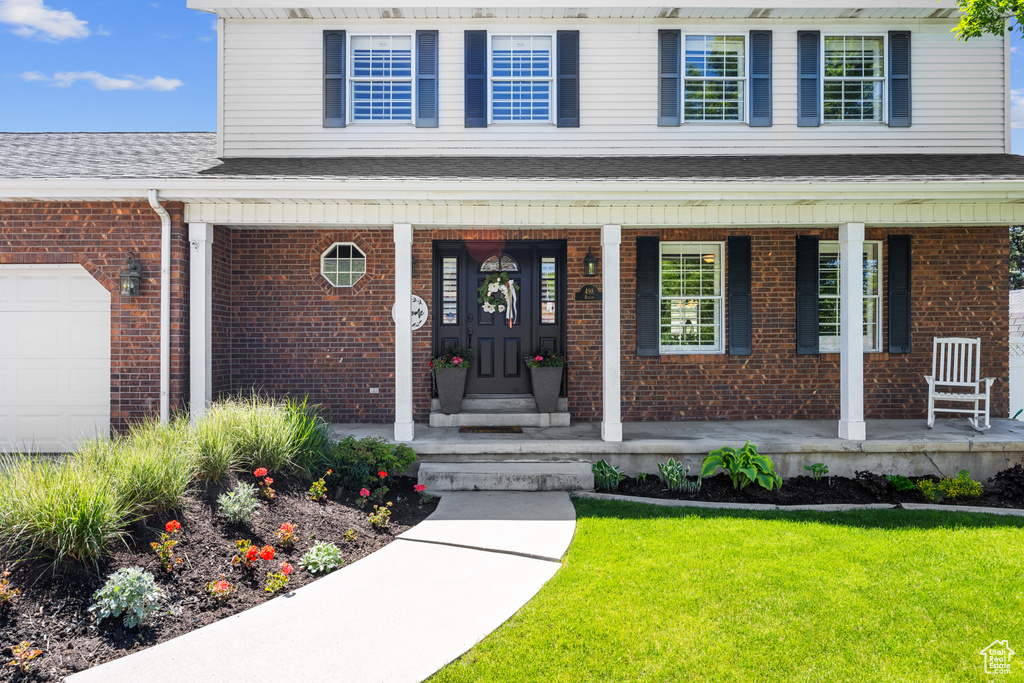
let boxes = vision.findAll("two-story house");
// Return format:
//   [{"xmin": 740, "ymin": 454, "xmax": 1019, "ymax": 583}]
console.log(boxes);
[{"xmin": 2, "ymin": 0, "xmax": 1023, "ymax": 452}]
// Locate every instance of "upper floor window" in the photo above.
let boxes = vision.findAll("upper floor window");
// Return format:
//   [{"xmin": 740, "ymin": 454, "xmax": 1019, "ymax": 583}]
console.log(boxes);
[
  {"xmin": 818, "ymin": 241, "xmax": 881, "ymax": 352},
  {"xmin": 660, "ymin": 243, "xmax": 724, "ymax": 353},
  {"xmin": 684, "ymin": 35, "xmax": 746, "ymax": 122},
  {"xmin": 350, "ymin": 35, "xmax": 413, "ymax": 122},
  {"xmin": 490, "ymin": 35, "xmax": 552, "ymax": 123},
  {"xmin": 823, "ymin": 36, "xmax": 884, "ymax": 122}
]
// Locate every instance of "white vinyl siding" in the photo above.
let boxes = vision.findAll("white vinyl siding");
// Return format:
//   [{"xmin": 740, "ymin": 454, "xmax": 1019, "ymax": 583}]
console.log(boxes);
[{"xmin": 220, "ymin": 20, "xmax": 1005, "ymax": 157}]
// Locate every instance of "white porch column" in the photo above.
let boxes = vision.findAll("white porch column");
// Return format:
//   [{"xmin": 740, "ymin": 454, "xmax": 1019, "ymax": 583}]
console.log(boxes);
[
  {"xmin": 393, "ymin": 223, "xmax": 415, "ymax": 442},
  {"xmin": 188, "ymin": 222, "xmax": 214, "ymax": 423},
  {"xmin": 839, "ymin": 222, "xmax": 866, "ymax": 441},
  {"xmin": 601, "ymin": 225, "xmax": 623, "ymax": 442}
]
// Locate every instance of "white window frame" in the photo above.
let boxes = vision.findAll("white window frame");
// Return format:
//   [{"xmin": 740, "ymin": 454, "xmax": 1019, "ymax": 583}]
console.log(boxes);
[
  {"xmin": 682, "ymin": 33, "xmax": 748, "ymax": 124},
  {"xmin": 488, "ymin": 33, "xmax": 555, "ymax": 124},
  {"xmin": 821, "ymin": 34, "xmax": 887, "ymax": 124},
  {"xmin": 659, "ymin": 242, "xmax": 725, "ymax": 354},
  {"xmin": 348, "ymin": 33, "xmax": 415, "ymax": 125},
  {"xmin": 818, "ymin": 241, "xmax": 882, "ymax": 353},
  {"xmin": 320, "ymin": 242, "xmax": 367, "ymax": 288}
]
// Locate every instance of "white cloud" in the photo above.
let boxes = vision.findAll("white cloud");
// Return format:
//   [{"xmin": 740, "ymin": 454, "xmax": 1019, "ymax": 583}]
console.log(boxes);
[
  {"xmin": 1012, "ymin": 88, "xmax": 1024, "ymax": 129},
  {"xmin": 0, "ymin": 0, "xmax": 89, "ymax": 40},
  {"xmin": 22, "ymin": 70, "xmax": 184, "ymax": 91}
]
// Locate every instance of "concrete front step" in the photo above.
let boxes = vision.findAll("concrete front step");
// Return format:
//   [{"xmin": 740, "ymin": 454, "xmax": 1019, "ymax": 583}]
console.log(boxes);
[
  {"xmin": 429, "ymin": 396, "xmax": 570, "ymax": 428},
  {"xmin": 419, "ymin": 462, "xmax": 593, "ymax": 492}
]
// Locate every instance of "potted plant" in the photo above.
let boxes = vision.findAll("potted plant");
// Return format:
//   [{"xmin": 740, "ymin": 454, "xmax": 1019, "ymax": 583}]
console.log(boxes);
[
  {"xmin": 524, "ymin": 349, "xmax": 566, "ymax": 413},
  {"xmin": 430, "ymin": 347, "xmax": 471, "ymax": 414}
]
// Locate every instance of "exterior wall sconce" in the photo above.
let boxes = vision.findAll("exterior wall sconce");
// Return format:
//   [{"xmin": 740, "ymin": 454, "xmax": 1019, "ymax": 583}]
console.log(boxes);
[
  {"xmin": 583, "ymin": 247, "xmax": 598, "ymax": 277},
  {"xmin": 119, "ymin": 251, "xmax": 143, "ymax": 297}
]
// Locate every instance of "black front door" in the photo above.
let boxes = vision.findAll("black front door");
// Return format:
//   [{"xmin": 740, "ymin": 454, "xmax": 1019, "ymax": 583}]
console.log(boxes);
[{"xmin": 434, "ymin": 240, "xmax": 565, "ymax": 396}]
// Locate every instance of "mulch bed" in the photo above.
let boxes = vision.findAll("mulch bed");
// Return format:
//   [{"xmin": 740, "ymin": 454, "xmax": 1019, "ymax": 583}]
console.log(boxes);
[
  {"xmin": 0, "ymin": 474, "xmax": 437, "ymax": 682},
  {"xmin": 614, "ymin": 471, "xmax": 1024, "ymax": 509}
]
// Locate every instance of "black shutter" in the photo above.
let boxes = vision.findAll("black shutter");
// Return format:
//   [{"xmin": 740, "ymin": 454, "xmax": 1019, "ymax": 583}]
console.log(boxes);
[
  {"xmin": 323, "ymin": 31, "xmax": 346, "ymax": 127},
  {"xmin": 888, "ymin": 31, "xmax": 912, "ymax": 128},
  {"xmin": 797, "ymin": 30, "xmax": 820, "ymax": 127},
  {"xmin": 465, "ymin": 30, "xmax": 487, "ymax": 128},
  {"xmin": 888, "ymin": 235, "xmax": 912, "ymax": 353},
  {"xmin": 795, "ymin": 236, "xmax": 820, "ymax": 355},
  {"xmin": 658, "ymin": 30, "xmax": 681, "ymax": 126},
  {"xmin": 749, "ymin": 30, "xmax": 772, "ymax": 127},
  {"xmin": 416, "ymin": 30, "xmax": 439, "ymax": 128},
  {"xmin": 556, "ymin": 30, "xmax": 580, "ymax": 128},
  {"xmin": 636, "ymin": 236, "xmax": 661, "ymax": 356},
  {"xmin": 728, "ymin": 236, "xmax": 753, "ymax": 355}
]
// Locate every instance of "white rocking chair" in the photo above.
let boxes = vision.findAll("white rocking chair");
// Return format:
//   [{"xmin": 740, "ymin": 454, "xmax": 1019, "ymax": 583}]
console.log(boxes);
[{"xmin": 924, "ymin": 337, "xmax": 996, "ymax": 432}]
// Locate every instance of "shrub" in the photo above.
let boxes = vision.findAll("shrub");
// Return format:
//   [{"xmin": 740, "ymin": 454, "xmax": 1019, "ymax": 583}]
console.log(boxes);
[
  {"xmin": 989, "ymin": 463, "xmax": 1024, "ymax": 502},
  {"xmin": 592, "ymin": 460, "xmax": 626, "ymax": 491},
  {"xmin": 217, "ymin": 482, "xmax": 261, "ymax": 524},
  {"xmin": 886, "ymin": 474, "xmax": 917, "ymax": 492},
  {"xmin": 90, "ymin": 567, "xmax": 162, "ymax": 628},
  {"xmin": 0, "ymin": 456, "xmax": 134, "ymax": 567},
  {"xmin": 917, "ymin": 479, "xmax": 941, "ymax": 502},
  {"xmin": 938, "ymin": 470, "xmax": 984, "ymax": 500},
  {"xmin": 299, "ymin": 542, "xmax": 345, "ymax": 574},
  {"xmin": 326, "ymin": 436, "xmax": 418, "ymax": 490},
  {"xmin": 189, "ymin": 401, "xmax": 249, "ymax": 482},
  {"xmin": 701, "ymin": 442, "xmax": 781, "ymax": 491}
]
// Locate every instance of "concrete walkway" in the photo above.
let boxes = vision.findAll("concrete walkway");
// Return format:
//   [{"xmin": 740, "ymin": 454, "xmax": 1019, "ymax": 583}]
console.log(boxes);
[{"xmin": 67, "ymin": 492, "xmax": 576, "ymax": 683}]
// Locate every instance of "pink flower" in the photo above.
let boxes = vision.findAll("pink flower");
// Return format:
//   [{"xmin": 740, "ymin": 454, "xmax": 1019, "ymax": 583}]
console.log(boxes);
[
  {"xmin": 414, "ymin": 484, "xmax": 426, "ymax": 493},
  {"xmin": 280, "ymin": 562, "xmax": 293, "ymax": 575},
  {"xmin": 254, "ymin": 468, "xmax": 268, "ymax": 478},
  {"xmin": 359, "ymin": 488, "xmax": 370, "ymax": 497},
  {"xmin": 535, "ymin": 355, "xmax": 543, "ymax": 362},
  {"xmin": 453, "ymin": 356, "xmax": 462, "ymax": 364}
]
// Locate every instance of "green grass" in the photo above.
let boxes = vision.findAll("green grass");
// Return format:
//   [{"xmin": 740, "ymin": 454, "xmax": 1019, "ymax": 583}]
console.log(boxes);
[{"xmin": 432, "ymin": 499, "xmax": 1024, "ymax": 683}]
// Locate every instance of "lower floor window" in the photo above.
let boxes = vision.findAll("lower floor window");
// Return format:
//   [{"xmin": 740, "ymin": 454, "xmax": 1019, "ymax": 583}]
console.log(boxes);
[
  {"xmin": 320, "ymin": 242, "xmax": 367, "ymax": 287},
  {"xmin": 818, "ymin": 241, "xmax": 881, "ymax": 352},
  {"xmin": 660, "ymin": 242, "xmax": 723, "ymax": 353}
]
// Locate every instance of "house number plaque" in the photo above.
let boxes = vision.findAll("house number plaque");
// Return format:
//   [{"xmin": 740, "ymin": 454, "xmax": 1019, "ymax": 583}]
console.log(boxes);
[
  {"xmin": 574, "ymin": 285, "xmax": 602, "ymax": 302},
  {"xmin": 392, "ymin": 294, "xmax": 428, "ymax": 330}
]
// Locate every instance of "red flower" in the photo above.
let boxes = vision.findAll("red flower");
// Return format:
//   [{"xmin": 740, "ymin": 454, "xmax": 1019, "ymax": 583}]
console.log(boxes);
[
  {"xmin": 165, "ymin": 520, "xmax": 181, "ymax": 533},
  {"xmin": 259, "ymin": 545, "xmax": 275, "ymax": 561},
  {"xmin": 378, "ymin": 471, "xmax": 388, "ymax": 479},
  {"xmin": 359, "ymin": 488, "xmax": 370, "ymax": 497},
  {"xmin": 414, "ymin": 484, "xmax": 426, "ymax": 493},
  {"xmin": 279, "ymin": 522, "xmax": 294, "ymax": 533},
  {"xmin": 280, "ymin": 562, "xmax": 293, "ymax": 575},
  {"xmin": 213, "ymin": 580, "xmax": 230, "ymax": 592},
  {"xmin": 245, "ymin": 545, "xmax": 259, "ymax": 561},
  {"xmin": 326, "ymin": 469, "xmax": 333, "ymax": 475},
  {"xmin": 254, "ymin": 468, "xmax": 268, "ymax": 478},
  {"xmin": 264, "ymin": 477, "xmax": 274, "ymax": 485}
]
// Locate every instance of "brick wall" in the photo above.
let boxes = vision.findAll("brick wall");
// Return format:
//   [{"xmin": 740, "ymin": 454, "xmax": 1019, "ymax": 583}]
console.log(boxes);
[
  {"xmin": 0, "ymin": 201, "xmax": 189, "ymax": 431},
  {"xmin": 613, "ymin": 226, "xmax": 1008, "ymax": 421},
  {"xmin": 213, "ymin": 224, "xmax": 1007, "ymax": 424}
]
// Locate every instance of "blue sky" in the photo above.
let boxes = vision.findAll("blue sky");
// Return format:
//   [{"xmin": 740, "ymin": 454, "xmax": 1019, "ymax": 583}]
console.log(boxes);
[{"xmin": 2, "ymin": 0, "xmax": 1024, "ymax": 152}]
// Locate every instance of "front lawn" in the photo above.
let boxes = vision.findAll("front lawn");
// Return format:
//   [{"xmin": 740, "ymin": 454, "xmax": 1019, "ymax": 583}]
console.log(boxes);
[{"xmin": 432, "ymin": 499, "xmax": 1024, "ymax": 683}]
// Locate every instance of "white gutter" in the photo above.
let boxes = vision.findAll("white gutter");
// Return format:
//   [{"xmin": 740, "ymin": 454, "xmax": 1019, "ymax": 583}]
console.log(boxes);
[{"xmin": 148, "ymin": 189, "xmax": 171, "ymax": 424}]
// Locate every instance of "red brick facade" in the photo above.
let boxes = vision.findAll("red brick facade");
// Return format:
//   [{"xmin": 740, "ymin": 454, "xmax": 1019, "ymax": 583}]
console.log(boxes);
[
  {"xmin": 0, "ymin": 201, "xmax": 190, "ymax": 431},
  {"xmin": 1, "ymin": 207, "xmax": 1007, "ymax": 427}
]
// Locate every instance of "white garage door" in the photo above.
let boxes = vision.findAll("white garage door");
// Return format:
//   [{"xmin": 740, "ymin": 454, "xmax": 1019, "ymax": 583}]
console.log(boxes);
[{"xmin": 0, "ymin": 265, "xmax": 111, "ymax": 452}]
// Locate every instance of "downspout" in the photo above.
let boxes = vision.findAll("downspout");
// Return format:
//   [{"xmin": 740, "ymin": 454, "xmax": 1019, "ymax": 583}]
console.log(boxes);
[{"xmin": 148, "ymin": 189, "xmax": 171, "ymax": 424}]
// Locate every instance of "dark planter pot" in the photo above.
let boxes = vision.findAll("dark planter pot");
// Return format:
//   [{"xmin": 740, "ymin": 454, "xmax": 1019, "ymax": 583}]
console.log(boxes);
[
  {"xmin": 530, "ymin": 365, "xmax": 564, "ymax": 413},
  {"xmin": 435, "ymin": 366, "xmax": 468, "ymax": 414}
]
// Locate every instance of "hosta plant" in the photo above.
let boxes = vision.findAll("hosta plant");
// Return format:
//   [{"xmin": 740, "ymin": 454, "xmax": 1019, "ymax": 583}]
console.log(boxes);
[
  {"xmin": 657, "ymin": 459, "xmax": 701, "ymax": 494},
  {"xmin": 90, "ymin": 567, "xmax": 162, "ymax": 628},
  {"xmin": 299, "ymin": 542, "xmax": 345, "ymax": 574},
  {"xmin": 592, "ymin": 460, "xmax": 626, "ymax": 491},
  {"xmin": 701, "ymin": 441, "xmax": 782, "ymax": 491}
]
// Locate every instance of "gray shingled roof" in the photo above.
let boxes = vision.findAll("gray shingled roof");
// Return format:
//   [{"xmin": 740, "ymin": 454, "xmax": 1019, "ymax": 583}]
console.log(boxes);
[{"xmin": 3, "ymin": 132, "xmax": 1024, "ymax": 182}]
